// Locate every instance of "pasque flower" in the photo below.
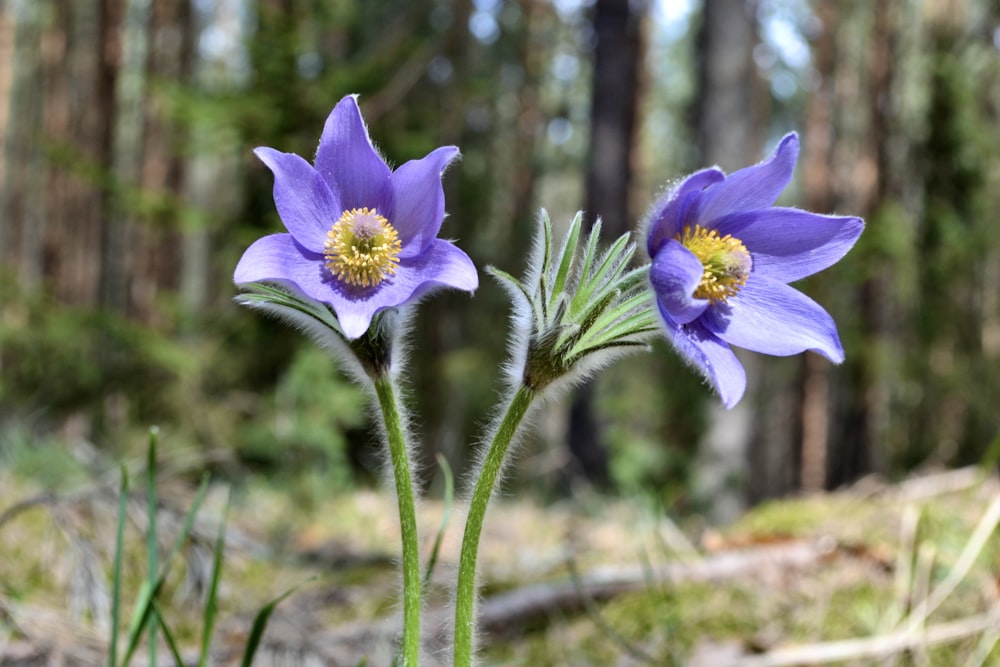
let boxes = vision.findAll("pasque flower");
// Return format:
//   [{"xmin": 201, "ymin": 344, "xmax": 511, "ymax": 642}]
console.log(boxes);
[
  {"xmin": 235, "ymin": 95, "xmax": 478, "ymax": 340},
  {"xmin": 645, "ymin": 133, "xmax": 864, "ymax": 408}
]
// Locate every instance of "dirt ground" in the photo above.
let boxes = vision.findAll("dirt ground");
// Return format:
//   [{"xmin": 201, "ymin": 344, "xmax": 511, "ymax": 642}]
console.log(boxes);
[{"xmin": 2, "ymin": 466, "xmax": 999, "ymax": 666}]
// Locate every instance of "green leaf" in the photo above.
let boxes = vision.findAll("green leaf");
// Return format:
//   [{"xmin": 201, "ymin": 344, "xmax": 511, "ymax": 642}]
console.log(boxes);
[
  {"xmin": 575, "ymin": 315, "xmax": 657, "ymax": 357},
  {"xmin": 578, "ymin": 220, "xmax": 603, "ymax": 285},
  {"xmin": 565, "ymin": 339, "xmax": 652, "ymax": 368},
  {"xmin": 236, "ymin": 283, "xmax": 342, "ymax": 334},
  {"xmin": 573, "ymin": 288, "xmax": 619, "ymax": 337},
  {"xmin": 551, "ymin": 211, "xmax": 583, "ymax": 302},
  {"xmin": 554, "ymin": 289, "xmax": 617, "ymax": 358},
  {"xmin": 486, "ymin": 266, "xmax": 544, "ymax": 332},
  {"xmin": 572, "ymin": 291, "xmax": 655, "ymax": 353},
  {"xmin": 614, "ymin": 265, "xmax": 651, "ymax": 293},
  {"xmin": 539, "ymin": 209, "xmax": 553, "ymax": 285},
  {"xmin": 585, "ymin": 233, "xmax": 633, "ymax": 293},
  {"xmin": 570, "ymin": 233, "xmax": 632, "ymax": 315}
]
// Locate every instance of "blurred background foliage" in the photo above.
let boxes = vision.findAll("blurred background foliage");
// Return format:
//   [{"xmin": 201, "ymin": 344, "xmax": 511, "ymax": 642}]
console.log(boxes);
[{"xmin": 1, "ymin": 0, "xmax": 999, "ymax": 519}]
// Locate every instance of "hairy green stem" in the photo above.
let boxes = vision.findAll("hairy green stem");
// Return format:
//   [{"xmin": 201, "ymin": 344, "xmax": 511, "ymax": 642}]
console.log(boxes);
[
  {"xmin": 373, "ymin": 374, "xmax": 422, "ymax": 666},
  {"xmin": 453, "ymin": 384, "xmax": 536, "ymax": 666}
]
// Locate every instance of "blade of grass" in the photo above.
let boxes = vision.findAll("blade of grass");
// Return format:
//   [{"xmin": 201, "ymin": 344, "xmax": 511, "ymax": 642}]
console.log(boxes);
[
  {"xmin": 109, "ymin": 465, "xmax": 129, "ymax": 667},
  {"xmin": 422, "ymin": 454, "xmax": 455, "ymax": 593},
  {"xmin": 199, "ymin": 489, "xmax": 232, "ymax": 667},
  {"xmin": 567, "ymin": 558, "xmax": 658, "ymax": 665},
  {"xmin": 122, "ymin": 475, "xmax": 210, "ymax": 666},
  {"xmin": 146, "ymin": 428, "xmax": 159, "ymax": 667},
  {"xmin": 152, "ymin": 600, "xmax": 187, "ymax": 667},
  {"xmin": 904, "ymin": 493, "xmax": 1000, "ymax": 633},
  {"xmin": 239, "ymin": 577, "xmax": 316, "ymax": 667}
]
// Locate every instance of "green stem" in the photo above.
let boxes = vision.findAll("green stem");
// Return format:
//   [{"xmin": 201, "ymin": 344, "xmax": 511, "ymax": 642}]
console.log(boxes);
[
  {"xmin": 373, "ymin": 374, "xmax": 422, "ymax": 666},
  {"xmin": 453, "ymin": 385, "xmax": 536, "ymax": 667}
]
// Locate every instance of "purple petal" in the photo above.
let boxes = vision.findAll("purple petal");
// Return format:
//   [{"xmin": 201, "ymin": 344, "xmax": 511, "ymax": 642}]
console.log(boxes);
[
  {"xmin": 646, "ymin": 168, "xmax": 725, "ymax": 256},
  {"xmin": 390, "ymin": 145, "xmax": 460, "ymax": 257},
  {"xmin": 702, "ymin": 275, "xmax": 844, "ymax": 363},
  {"xmin": 254, "ymin": 147, "xmax": 340, "ymax": 254},
  {"xmin": 314, "ymin": 96, "xmax": 393, "ymax": 213},
  {"xmin": 234, "ymin": 233, "xmax": 324, "ymax": 289},
  {"xmin": 656, "ymin": 305, "xmax": 747, "ymax": 408},
  {"xmin": 713, "ymin": 208, "xmax": 864, "ymax": 283},
  {"xmin": 325, "ymin": 239, "xmax": 478, "ymax": 339},
  {"xmin": 235, "ymin": 236, "xmax": 477, "ymax": 340},
  {"xmin": 695, "ymin": 133, "xmax": 799, "ymax": 227},
  {"xmin": 650, "ymin": 240, "xmax": 710, "ymax": 324}
]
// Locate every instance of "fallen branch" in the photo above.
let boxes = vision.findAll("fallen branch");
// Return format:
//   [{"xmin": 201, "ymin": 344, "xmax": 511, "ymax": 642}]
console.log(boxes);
[
  {"xmin": 894, "ymin": 466, "xmax": 990, "ymax": 502},
  {"xmin": 734, "ymin": 612, "xmax": 999, "ymax": 667},
  {"xmin": 268, "ymin": 539, "xmax": 839, "ymax": 659},
  {"xmin": 476, "ymin": 538, "xmax": 835, "ymax": 634}
]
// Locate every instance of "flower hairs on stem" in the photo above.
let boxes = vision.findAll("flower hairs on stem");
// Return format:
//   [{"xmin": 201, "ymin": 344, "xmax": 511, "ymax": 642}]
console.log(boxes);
[
  {"xmin": 451, "ymin": 210, "xmax": 661, "ymax": 667},
  {"xmin": 488, "ymin": 209, "xmax": 660, "ymax": 398},
  {"xmin": 468, "ymin": 208, "xmax": 659, "ymax": 508}
]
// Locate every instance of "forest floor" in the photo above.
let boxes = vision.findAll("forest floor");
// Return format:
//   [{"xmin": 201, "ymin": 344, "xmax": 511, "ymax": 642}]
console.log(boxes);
[{"xmin": 1, "ymin": 458, "xmax": 999, "ymax": 666}]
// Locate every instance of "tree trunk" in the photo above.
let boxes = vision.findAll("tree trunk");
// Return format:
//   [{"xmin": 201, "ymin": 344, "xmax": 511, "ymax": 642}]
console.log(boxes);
[
  {"xmin": 797, "ymin": 0, "xmax": 839, "ymax": 493},
  {"xmin": 134, "ymin": 0, "xmax": 195, "ymax": 325},
  {"xmin": 2, "ymin": 3, "xmax": 45, "ymax": 289},
  {"xmin": 97, "ymin": 0, "xmax": 129, "ymax": 315},
  {"xmin": 0, "ymin": 6, "xmax": 17, "ymax": 266},
  {"xmin": 41, "ymin": 0, "xmax": 115, "ymax": 308},
  {"xmin": 692, "ymin": 0, "xmax": 762, "ymax": 521},
  {"xmin": 566, "ymin": 0, "xmax": 647, "ymax": 488},
  {"xmin": 829, "ymin": 0, "xmax": 895, "ymax": 486}
]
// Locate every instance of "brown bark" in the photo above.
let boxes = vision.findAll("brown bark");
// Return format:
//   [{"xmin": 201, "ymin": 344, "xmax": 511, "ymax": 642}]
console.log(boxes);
[
  {"xmin": 695, "ymin": 0, "xmax": 759, "ymax": 168},
  {"xmin": 133, "ymin": 0, "xmax": 195, "ymax": 325},
  {"xmin": 96, "ymin": 0, "xmax": 127, "ymax": 314},
  {"xmin": 567, "ymin": 0, "xmax": 648, "ymax": 488},
  {"xmin": 0, "ymin": 7, "xmax": 15, "ymax": 263},
  {"xmin": 505, "ymin": 0, "xmax": 545, "ymax": 236},
  {"xmin": 798, "ymin": 0, "xmax": 838, "ymax": 493},
  {"xmin": 583, "ymin": 0, "xmax": 646, "ymax": 239},
  {"xmin": 693, "ymin": 0, "xmax": 766, "ymax": 516},
  {"xmin": 3, "ymin": 4, "xmax": 45, "ymax": 289},
  {"xmin": 43, "ymin": 0, "xmax": 110, "ymax": 307},
  {"xmin": 831, "ymin": 1, "xmax": 895, "ymax": 486}
]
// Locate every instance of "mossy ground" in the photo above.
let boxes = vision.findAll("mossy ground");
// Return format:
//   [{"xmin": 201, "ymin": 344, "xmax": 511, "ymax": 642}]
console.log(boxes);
[{"xmin": 2, "ymin": 461, "xmax": 999, "ymax": 666}]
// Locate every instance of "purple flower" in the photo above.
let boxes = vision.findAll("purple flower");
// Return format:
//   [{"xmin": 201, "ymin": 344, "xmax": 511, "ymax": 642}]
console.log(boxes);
[
  {"xmin": 645, "ymin": 133, "xmax": 864, "ymax": 408},
  {"xmin": 235, "ymin": 95, "xmax": 478, "ymax": 340}
]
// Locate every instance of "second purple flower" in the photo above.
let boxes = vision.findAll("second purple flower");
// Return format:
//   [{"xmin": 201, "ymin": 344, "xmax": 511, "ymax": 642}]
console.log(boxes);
[{"xmin": 645, "ymin": 133, "xmax": 864, "ymax": 408}]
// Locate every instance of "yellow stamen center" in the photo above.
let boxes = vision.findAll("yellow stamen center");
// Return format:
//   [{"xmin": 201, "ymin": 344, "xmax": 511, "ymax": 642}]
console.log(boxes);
[
  {"xmin": 323, "ymin": 207, "xmax": 402, "ymax": 287},
  {"xmin": 677, "ymin": 225, "xmax": 752, "ymax": 304}
]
